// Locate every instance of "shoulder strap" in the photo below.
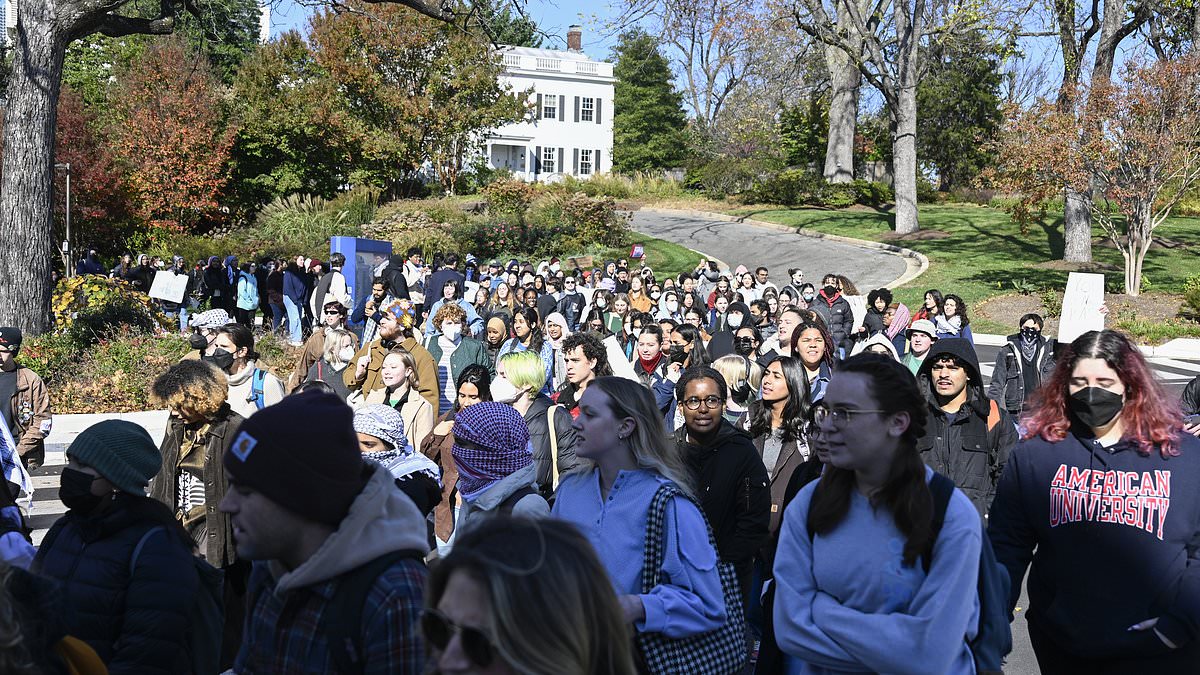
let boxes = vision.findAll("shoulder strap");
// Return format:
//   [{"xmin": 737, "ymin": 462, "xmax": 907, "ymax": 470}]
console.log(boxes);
[
  {"xmin": 324, "ymin": 549, "xmax": 425, "ymax": 674},
  {"xmin": 986, "ymin": 399, "xmax": 1000, "ymax": 433},
  {"xmin": 547, "ymin": 404, "xmax": 561, "ymax": 490},
  {"xmin": 128, "ymin": 526, "xmax": 168, "ymax": 576},
  {"xmin": 498, "ymin": 485, "xmax": 538, "ymax": 514},
  {"xmin": 922, "ymin": 474, "xmax": 956, "ymax": 574},
  {"xmin": 251, "ymin": 369, "xmax": 266, "ymax": 410}
]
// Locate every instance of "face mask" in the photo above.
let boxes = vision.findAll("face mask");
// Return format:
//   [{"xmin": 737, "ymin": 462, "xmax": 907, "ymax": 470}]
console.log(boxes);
[
  {"xmin": 60, "ymin": 467, "xmax": 105, "ymax": 513},
  {"xmin": 666, "ymin": 301, "xmax": 679, "ymax": 312},
  {"xmin": 734, "ymin": 337, "xmax": 755, "ymax": 356},
  {"xmin": 595, "ymin": 297, "xmax": 607, "ymax": 309},
  {"xmin": 727, "ymin": 314, "xmax": 743, "ymax": 328},
  {"xmin": 823, "ymin": 285, "xmax": 838, "ymax": 296},
  {"xmin": 490, "ymin": 376, "xmax": 525, "ymax": 404},
  {"xmin": 202, "ymin": 348, "xmax": 235, "ymax": 372},
  {"xmin": 189, "ymin": 333, "xmax": 209, "ymax": 351},
  {"xmin": 550, "ymin": 263, "xmax": 561, "ymax": 273},
  {"xmin": 1068, "ymin": 387, "xmax": 1124, "ymax": 429},
  {"xmin": 802, "ymin": 293, "xmax": 815, "ymax": 302},
  {"xmin": 339, "ymin": 347, "xmax": 356, "ymax": 363},
  {"xmin": 441, "ymin": 323, "xmax": 463, "ymax": 341},
  {"xmin": 1021, "ymin": 327, "xmax": 1040, "ymax": 341},
  {"xmin": 631, "ymin": 328, "xmax": 642, "ymax": 339},
  {"xmin": 651, "ymin": 292, "xmax": 662, "ymax": 300},
  {"xmin": 668, "ymin": 345, "xmax": 688, "ymax": 364}
]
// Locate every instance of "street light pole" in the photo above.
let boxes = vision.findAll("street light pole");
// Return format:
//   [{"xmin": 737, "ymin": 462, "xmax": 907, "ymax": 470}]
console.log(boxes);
[{"xmin": 55, "ymin": 163, "xmax": 71, "ymax": 277}]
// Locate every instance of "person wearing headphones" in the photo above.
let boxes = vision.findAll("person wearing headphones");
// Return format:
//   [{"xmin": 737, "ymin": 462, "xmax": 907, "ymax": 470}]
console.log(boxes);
[{"xmin": 712, "ymin": 354, "xmax": 763, "ymax": 425}]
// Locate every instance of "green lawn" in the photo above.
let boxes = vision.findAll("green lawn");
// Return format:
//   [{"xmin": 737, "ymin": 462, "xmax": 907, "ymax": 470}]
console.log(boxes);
[
  {"xmin": 735, "ymin": 204, "xmax": 1200, "ymax": 333},
  {"xmin": 598, "ymin": 232, "xmax": 702, "ymax": 281}
]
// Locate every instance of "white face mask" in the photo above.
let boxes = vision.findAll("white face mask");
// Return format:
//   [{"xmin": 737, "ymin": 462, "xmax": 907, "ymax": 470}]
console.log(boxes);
[
  {"xmin": 441, "ymin": 323, "xmax": 463, "ymax": 340},
  {"xmin": 338, "ymin": 347, "xmax": 356, "ymax": 363},
  {"xmin": 596, "ymin": 297, "xmax": 607, "ymax": 309},
  {"xmin": 666, "ymin": 301, "xmax": 679, "ymax": 312},
  {"xmin": 490, "ymin": 376, "xmax": 526, "ymax": 405},
  {"xmin": 727, "ymin": 314, "xmax": 743, "ymax": 328},
  {"xmin": 550, "ymin": 263, "xmax": 561, "ymax": 273}
]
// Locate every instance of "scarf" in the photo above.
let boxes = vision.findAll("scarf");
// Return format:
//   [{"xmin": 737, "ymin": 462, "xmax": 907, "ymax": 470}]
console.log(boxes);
[
  {"xmin": 1019, "ymin": 333, "xmax": 1040, "ymax": 362},
  {"xmin": 638, "ymin": 352, "xmax": 664, "ymax": 374},
  {"xmin": 886, "ymin": 303, "xmax": 912, "ymax": 340},
  {"xmin": 451, "ymin": 402, "xmax": 533, "ymax": 502}
]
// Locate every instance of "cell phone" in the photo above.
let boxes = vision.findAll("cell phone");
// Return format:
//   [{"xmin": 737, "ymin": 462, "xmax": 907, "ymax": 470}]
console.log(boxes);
[{"xmin": 1185, "ymin": 414, "xmax": 1200, "ymax": 426}]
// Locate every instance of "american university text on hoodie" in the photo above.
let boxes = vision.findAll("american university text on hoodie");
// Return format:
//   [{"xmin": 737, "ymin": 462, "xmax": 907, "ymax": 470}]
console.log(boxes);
[{"xmin": 1049, "ymin": 464, "xmax": 1171, "ymax": 539}]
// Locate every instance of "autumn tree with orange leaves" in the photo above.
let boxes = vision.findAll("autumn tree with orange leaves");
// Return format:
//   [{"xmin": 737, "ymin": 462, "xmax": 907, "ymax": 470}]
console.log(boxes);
[
  {"xmin": 107, "ymin": 38, "xmax": 234, "ymax": 233},
  {"xmin": 993, "ymin": 56, "xmax": 1200, "ymax": 296}
]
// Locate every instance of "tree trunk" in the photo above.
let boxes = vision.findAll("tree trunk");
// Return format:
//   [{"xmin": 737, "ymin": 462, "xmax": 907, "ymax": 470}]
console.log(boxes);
[
  {"xmin": 823, "ymin": 43, "xmax": 859, "ymax": 183},
  {"xmin": 892, "ymin": 88, "xmax": 919, "ymax": 234},
  {"xmin": 0, "ymin": 3, "xmax": 65, "ymax": 334},
  {"xmin": 1062, "ymin": 188, "xmax": 1093, "ymax": 262}
]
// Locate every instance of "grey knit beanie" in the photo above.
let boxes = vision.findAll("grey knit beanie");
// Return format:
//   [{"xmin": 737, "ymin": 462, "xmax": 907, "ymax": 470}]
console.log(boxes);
[{"xmin": 67, "ymin": 420, "xmax": 162, "ymax": 495}]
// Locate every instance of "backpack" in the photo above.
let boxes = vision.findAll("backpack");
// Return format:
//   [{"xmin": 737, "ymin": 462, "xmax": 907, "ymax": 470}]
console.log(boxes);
[
  {"xmin": 55, "ymin": 635, "xmax": 108, "ymax": 675},
  {"xmin": 248, "ymin": 368, "xmax": 267, "ymax": 410},
  {"xmin": 321, "ymin": 550, "xmax": 426, "ymax": 674},
  {"xmin": 129, "ymin": 527, "xmax": 225, "ymax": 675},
  {"xmin": 496, "ymin": 485, "xmax": 537, "ymax": 514}
]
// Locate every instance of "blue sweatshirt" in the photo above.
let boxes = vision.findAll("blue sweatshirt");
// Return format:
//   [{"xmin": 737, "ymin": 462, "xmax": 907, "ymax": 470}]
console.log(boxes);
[
  {"xmin": 988, "ymin": 430, "xmax": 1200, "ymax": 657},
  {"xmin": 283, "ymin": 270, "xmax": 306, "ymax": 304},
  {"xmin": 773, "ymin": 466, "xmax": 981, "ymax": 674}
]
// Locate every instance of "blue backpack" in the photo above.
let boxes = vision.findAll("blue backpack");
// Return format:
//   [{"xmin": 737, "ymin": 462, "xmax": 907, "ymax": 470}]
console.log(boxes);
[{"xmin": 248, "ymin": 368, "xmax": 267, "ymax": 411}]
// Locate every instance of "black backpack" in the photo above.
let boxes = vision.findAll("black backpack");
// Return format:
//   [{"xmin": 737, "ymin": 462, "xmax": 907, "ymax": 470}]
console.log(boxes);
[{"xmin": 320, "ymin": 550, "xmax": 426, "ymax": 674}]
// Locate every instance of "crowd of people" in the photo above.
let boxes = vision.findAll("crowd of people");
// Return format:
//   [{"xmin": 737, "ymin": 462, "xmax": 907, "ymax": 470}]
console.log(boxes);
[{"xmin": 0, "ymin": 248, "xmax": 1196, "ymax": 674}]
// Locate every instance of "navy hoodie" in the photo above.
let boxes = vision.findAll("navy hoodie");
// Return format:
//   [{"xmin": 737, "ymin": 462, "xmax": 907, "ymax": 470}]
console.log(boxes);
[{"xmin": 988, "ymin": 429, "xmax": 1200, "ymax": 658}]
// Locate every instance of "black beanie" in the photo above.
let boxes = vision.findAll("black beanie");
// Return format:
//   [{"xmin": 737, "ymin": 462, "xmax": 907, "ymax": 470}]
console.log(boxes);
[{"xmin": 223, "ymin": 390, "xmax": 367, "ymax": 525}]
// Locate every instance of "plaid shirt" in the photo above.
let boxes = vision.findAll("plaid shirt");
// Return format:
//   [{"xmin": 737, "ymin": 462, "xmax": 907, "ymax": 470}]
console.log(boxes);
[{"xmin": 234, "ymin": 557, "xmax": 427, "ymax": 674}]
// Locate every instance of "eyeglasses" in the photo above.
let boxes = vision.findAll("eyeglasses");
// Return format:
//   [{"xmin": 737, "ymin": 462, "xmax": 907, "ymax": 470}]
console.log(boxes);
[
  {"xmin": 812, "ymin": 407, "xmax": 889, "ymax": 427},
  {"xmin": 683, "ymin": 395, "xmax": 723, "ymax": 410},
  {"xmin": 421, "ymin": 609, "xmax": 496, "ymax": 667}
]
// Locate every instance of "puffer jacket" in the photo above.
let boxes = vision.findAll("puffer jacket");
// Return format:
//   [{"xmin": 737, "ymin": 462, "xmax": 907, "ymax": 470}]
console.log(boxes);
[
  {"xmin": 33, "ymin": 496, "xmax": 199, "ymax": 675},
  {"xmin": 454, "ymin": 464, "xmax": 550, "ymax": 535},
  {"xmin": 811, "ymin": 289, "xmax": 854, "ymax": 354},
  {"xmin": 236, "ymin": 271, "xmax": 259, "ymax": 311},
  {"xmin": 523, "ymin": 395, "xmax": 580, "ymax": 500}
]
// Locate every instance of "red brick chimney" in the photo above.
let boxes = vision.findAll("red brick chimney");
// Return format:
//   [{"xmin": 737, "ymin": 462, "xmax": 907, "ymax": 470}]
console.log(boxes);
[{"xmin": 567, "ymin": 25, "xmax": 582, "ymax": 52}]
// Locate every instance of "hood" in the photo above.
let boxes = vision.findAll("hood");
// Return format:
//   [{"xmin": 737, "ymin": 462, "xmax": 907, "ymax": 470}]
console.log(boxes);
[
  {"xmin": 271, "ymin": 462, "xmax": 430, "ymax": 592},
  {"xmin": 818, "ymin": 288, "xmax": 842, "ymax": 305},
  {"xmin": 471, "ymin": 463, "xmax": 538, "ymax": 511},
  {"xmin": 674, "ymin": 418, "xmax": 752, "ymax": 459},
  {"xmin": 918, "ymin": 337, "xmax": 985, "ymax": 400},
  {"xmin": 727, "ymin": 301, "xmax": 751, "ymax": 321},
  {"xmin": 850, "ymin": 332, "xmax": 900, "ymax": 361}
]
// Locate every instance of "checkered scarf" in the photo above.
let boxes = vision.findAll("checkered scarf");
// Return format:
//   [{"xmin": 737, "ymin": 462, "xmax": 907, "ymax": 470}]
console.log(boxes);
[
  {"xmin": 0, "ymin": 413, "xmax": 31, "ymax": 510},
  {"xmin": 451, "ymin": 402, "xmax": 532, "ymax": 502}
]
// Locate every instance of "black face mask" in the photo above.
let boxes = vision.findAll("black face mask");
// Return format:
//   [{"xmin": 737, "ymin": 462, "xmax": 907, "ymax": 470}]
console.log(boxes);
[
  {"xmin": 189, "ymin": 333, "xmax": 210, "ymax": 351},
  {"xmin": 201, "ymin": 348, "xmax": 235, "ymax": 372},
  {"xmin": 823, "ymin": 285, "xmax": 838, "ymax": 296},
  {"xmin": 734, "ymin": 337, "xmax": 756, "ymax": 356},
  {"xmin": 1020, "ymin": 327, "xmax": 1040, "ymax": 341},
  {"xmin": 1068, "ymin": 387, "xmax": 1125, "ymax": 428},
  {"xmin": 668, "ymin": 345, "xmax": 689, "ymax": 364},
  {"xmin": 60, "ymin": 467, "xmax": 105, "ymax": 514}
]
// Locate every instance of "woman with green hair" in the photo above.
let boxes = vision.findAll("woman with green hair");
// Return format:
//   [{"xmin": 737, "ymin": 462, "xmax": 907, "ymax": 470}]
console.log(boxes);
[{"xmin": 495, "ymin": 350, "xmax": 578, "ymax": 500}]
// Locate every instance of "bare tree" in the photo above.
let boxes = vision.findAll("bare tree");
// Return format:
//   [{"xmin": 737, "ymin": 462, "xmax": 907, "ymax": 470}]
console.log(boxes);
[{"xmin": 0, "ymin": 0, "xmax": 460, "ymax": 334}]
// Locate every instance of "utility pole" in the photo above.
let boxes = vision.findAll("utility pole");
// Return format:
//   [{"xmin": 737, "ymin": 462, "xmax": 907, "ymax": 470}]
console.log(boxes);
[{"xmin": 55, "ymin": 163, "xmax": 71, "ymax": 277}]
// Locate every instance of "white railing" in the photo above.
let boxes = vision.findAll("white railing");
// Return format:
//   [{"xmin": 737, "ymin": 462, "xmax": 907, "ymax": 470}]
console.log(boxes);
[
  {"xmin": 535, "ymin": 57, "xmax": 562, "ymax": 71},
  {"xmin": 575, "ymin": 61, "xmax": 598, "ymax": 75},
  {"xmin": 500, "ymin": 54, "xmax": 614, "ymax": 77},
  {"xmin": 503, "ymin": 53, "xmax": 522, "ymax": 68}
]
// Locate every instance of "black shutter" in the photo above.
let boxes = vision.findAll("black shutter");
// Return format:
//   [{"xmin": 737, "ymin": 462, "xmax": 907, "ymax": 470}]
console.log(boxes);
[
  {"xmin": 558, "ymin": 147, "xmax": 564, "ymax": 173},
  {"xmin": 574, "ymin": 96, "xmax": 580, "ymax": 122},
  {"xmin": 534, "ymin": 146, "xmax": 541, "ymax": 175},
  {"xmin": 595, "ymin": 149, "xmax": 602, "ymax": 173},
  {"xmin": 536, "ymin": 94, "xmax": 542, "ymax": 119},
  {"xmin": 573, "ymin": 148, "xmax": 580, "ymax": 174},
  {"xmin": 596, "ymin": 98, "xmax": 602, "ymax": 124},
  {"xmin": 559, "ymin": 95, "xmax": 566, "ymax": 122}
]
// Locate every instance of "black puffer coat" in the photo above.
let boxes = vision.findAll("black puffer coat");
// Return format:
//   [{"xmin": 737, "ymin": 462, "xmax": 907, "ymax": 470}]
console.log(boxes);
[
  {"xmin": 33, "ymin": 496, "xmax": 199, "ymax": 675},
  {"xmin": 524, "ymin": 394, "xmax": 579, "ymax": 500}
]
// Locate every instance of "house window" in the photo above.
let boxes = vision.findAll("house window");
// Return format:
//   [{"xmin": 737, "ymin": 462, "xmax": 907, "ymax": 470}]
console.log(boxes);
[
  {"xmin": 542, "ymin": 94, "xmax": 558, "ymax": 120},
  {"xmin": 580, "ymin": 149, "xmax": 594, "ymax": 176},
  {"xmin": 581, "ymin": 97, "xmax": 595, "ymax": 122},
  {"xmin": 542, "ymin": 147, "xmax": 557, "ymax": 173}
]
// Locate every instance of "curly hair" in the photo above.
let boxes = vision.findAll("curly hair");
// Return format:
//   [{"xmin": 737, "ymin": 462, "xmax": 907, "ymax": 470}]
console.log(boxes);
[
  {"xmin": 562, "ymin": 332, "xmax": 612, "ymax": 377},
  {"xmin": 151, "ymin": 359, "xmax": 228, "ymax": 418},
  {"xmin": 432, "ymin": 303, "xmax": 469, "ymax": 332}
]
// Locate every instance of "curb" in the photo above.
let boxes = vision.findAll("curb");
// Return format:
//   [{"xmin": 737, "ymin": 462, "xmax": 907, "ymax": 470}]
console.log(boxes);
[{"xmin": 635, "ymin": 207, "xmax": 930, "ymax": 290}]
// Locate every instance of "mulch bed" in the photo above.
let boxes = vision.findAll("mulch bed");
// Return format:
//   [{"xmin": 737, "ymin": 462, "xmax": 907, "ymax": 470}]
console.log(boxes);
[{"xmin": 976, "ymin": 292, "xmax": 1189, "ymax": 336}]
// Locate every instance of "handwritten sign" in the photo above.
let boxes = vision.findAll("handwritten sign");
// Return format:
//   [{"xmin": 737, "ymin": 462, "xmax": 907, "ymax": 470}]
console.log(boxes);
[
  {"xmin": 1057, "ymin": 272, "xmax": 1106, "ymax": 344},
  {"xmin": 630, "ymin": 244, "xmax": 645, "ymax": 259},
  {"xmin": 148, "ymin": 271, "xmax": 189, "ymax": 303}
]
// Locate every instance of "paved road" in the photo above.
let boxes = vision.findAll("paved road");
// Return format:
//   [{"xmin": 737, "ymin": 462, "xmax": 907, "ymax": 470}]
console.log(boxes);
[{"xmin": 631, "ymin": 209, "xmax": 907, "ymax": 290}]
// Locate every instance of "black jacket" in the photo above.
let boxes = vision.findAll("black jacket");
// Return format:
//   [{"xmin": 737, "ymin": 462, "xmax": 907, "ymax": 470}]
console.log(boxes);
[
  {"xmin": 917, "ymin": 338, "xmax": 1018, "ymax": 516},
  {"xmin": 674, "ymin": 421, "xmax": 771, "ymax": 572},
  {"xmin": 987, "ymin": 334, "xmax": 1057, "ymax": 415},
  {"xmin": 523, "ymin": 395, "xmax": 580, "ymax": 500},
  {"xmin": 1182, "ymin": 375, "xmax": 1200, "ymax": 416},
  {"xmin": 33, "ymin": 496, "xmax": 199, "ymax": 675},
  {"xmin": 811, "ymin": 290, "xmax": 854, "ymax": 353},
  {"xmin": 383, "ymin": 255, "xmax": 411, "ymax": 300}
]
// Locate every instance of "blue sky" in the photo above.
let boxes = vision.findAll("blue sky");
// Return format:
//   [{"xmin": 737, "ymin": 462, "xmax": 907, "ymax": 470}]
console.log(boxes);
[{"xmin": 269, "ymin": 0, "xmax": 625, "ymax": 58}]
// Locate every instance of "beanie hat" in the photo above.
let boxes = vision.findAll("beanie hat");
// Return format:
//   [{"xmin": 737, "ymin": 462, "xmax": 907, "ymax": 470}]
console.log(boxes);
[
  {"xmin": 223, "ymin": 390, "xmax": 367, "ymax": 525},
  {"xmin": 67, "ymin": 420, "xmax": 162, "ymax": 495},
  {"xmin": 0, "ymin": 327, "xmax": 22, "ymax": 350}
]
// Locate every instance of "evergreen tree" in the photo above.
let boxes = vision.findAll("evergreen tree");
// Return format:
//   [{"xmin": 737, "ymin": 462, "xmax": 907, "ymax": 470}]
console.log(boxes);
[
  {"xmin": 778, "ymin": 94, "xmax": 829, "ymax": 169},
  {"xmin": 916, "ymin": 33, "xmax": 1004, "ymax": 191},
  {"xmin": 475, "ymin": 0, "xmax": 542, "ymax": 47},
  {"xmin": 611, "ymin": 29, "xmax": 688, "ymax": 173}
]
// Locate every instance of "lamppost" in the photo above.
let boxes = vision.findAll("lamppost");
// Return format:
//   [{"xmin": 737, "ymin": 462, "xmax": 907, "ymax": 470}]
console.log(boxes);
[{"xmin": 55, "ymin": 163, "xmax": 71, "ymax": 277}]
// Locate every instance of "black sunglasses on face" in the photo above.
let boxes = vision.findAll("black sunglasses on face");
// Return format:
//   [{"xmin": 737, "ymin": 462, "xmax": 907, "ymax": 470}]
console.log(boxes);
[{"xmin": 421, "ymin": 609, "xmax": 496, "ymax": 667}]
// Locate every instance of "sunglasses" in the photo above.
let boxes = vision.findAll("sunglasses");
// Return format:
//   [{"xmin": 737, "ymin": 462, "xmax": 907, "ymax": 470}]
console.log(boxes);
[
  {"xmin": 421, "ymin": 609, "xmax": 496, "ymax": 667},
  {"xmin": 323, "ymin": 309, "xmax": 341, "ymax": 315}
]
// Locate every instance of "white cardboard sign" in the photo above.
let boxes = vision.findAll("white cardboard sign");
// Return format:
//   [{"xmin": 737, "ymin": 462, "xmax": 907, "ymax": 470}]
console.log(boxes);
[
  {"xmin": 148, "ymin": 270, "xmax": 189, "ymax": 303},
  {"xmin": 1057, "ymin": 272, "xmax": 1106, "ymax": 344}
]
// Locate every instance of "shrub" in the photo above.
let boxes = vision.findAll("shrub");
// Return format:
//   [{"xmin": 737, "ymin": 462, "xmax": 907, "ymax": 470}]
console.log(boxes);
[
  {"xmin": 482, "ymin": 179, "xmax": 538, "ymax": 222},
  {"xmin": 1039, "ymin": 288, "xmax": 1063, "ymax": 318},
  {"xmin": 52, "ymin": 275, "xmax": 170, "ymax": 336},
  {"xmin": 916, "ymin": 176, "xmax": 941, "ymax": 204},
  {"xmin": 561, "ymin": 192, "xmax": 629, "ymax": 250},
  {"xmin": 1184, "ymin": 274, "xmax": 1200, "ymax": 316},
  {"xmin": 688, "ymin": 157, "xmax": 769, "ymax": 199},
  {"xmin": 17, "ymin": 332, "xmax": 80, "ymax": 379},
  {"xmin": 851, "ymin": 180, "xmax": 895, "ymax": 207},
  {"xmin": 50, "ymin": 330, "xmax": 192, "ymax": 413}
]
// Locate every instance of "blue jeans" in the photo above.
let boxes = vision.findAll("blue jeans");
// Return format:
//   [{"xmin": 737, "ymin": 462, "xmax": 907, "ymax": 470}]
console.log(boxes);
[
  {"xmin": 282, "ymin": 296, "xmax": 302, "ymax": 344},
  {"xmin": 270, "ymin": 302, "xmax": 285, "ymax": 332}
]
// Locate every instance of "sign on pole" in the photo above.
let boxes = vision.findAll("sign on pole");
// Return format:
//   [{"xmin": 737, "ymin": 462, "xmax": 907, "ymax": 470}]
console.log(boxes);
[
  {"xmin": 1057, "ymin": 272, "xmax": 1106, "ymax": 344},
  {"xmin": 149, "ymin": 271, "xmax": 189, "ymax": 304}
]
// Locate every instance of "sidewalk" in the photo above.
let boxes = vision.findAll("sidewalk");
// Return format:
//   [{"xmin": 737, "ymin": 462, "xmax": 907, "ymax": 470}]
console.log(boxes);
[{"xmin": 44, "ymin": 410, "xmax": 170, "ymax": 464}]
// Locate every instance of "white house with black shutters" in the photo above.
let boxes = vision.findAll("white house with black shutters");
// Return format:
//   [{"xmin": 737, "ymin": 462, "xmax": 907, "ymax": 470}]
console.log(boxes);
[{"xmin": 486, "ymin": 26, "xmax": 614, "ymax": 181}]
